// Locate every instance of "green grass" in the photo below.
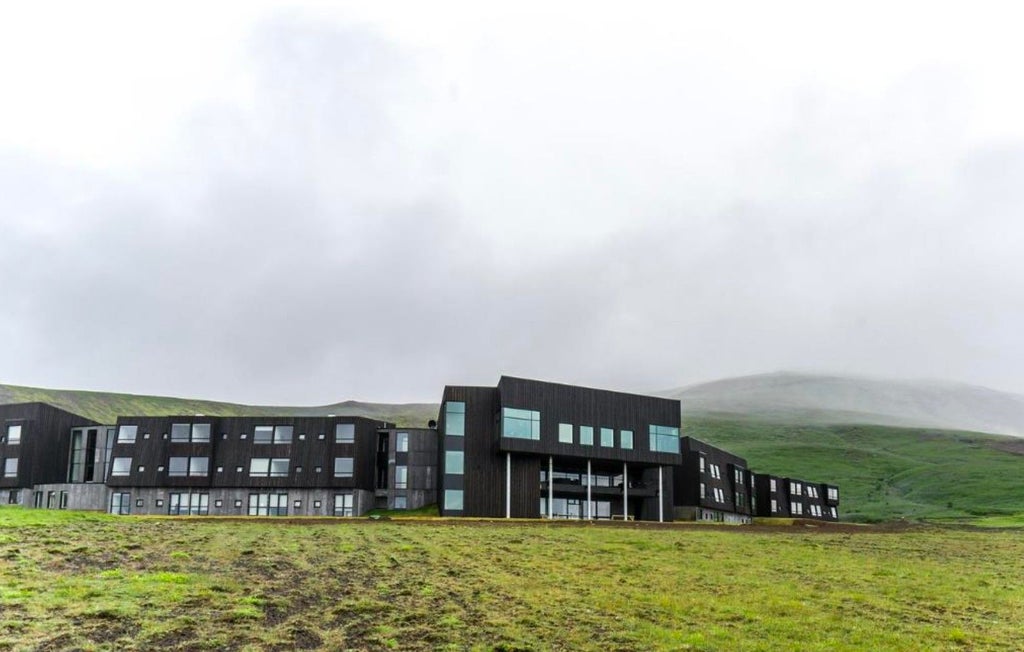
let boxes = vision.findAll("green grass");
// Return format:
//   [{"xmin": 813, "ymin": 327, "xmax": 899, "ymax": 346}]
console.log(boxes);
[
  {"xmin": 2, "ymin": 508, "xmax": 1023, "ymax": 650},
  {"xmin": 687, "ymin": 416, "xmax": 1024, "ymax": 522},
  {"xmin": 364, "ymin": 504, "xmax": 440, "ymax": 518}
]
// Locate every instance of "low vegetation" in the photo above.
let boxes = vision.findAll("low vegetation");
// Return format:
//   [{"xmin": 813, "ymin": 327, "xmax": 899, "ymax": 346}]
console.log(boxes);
[{"xmin": 2, "ymin": 508, "xmax": 1023, "ymax": 650}]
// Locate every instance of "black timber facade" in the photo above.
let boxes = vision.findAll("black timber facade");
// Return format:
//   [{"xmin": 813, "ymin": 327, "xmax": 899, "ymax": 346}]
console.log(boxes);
[{"xmin": 675, "ymin": 437, "xmax": 754, "ymax": 523}]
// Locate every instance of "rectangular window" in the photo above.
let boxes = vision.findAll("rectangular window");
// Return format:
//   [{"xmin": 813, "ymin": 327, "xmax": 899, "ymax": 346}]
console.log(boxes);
[
  {"xmin": 269, "ymin": 458, "xmax": 289, "ymax": 477},
  {"xmin": 3, "ymin": 458, "xmax": 17, "ymax": 477},
  {"xmin": 6, "ymin": 424, "xmax": 21, "ymax": 445},
  {"xmin": 334, "ymin": 457, "xmax": 354, "ymax": 478},
  {"xmin": 394, "ymin": 496, "xmax": 407, "ymax": 509},
  {"xmin": 248, "ymin": 493, "xmax": 288, "ymax": 516},
  {"xmin": 168, "ymin": 456, "xmax": 189, "ymax": 477},
  {"xmin": 558, "ymin": 423, "xmax": 573, "ymax": 444},
  {"xmin": 273, "ymin": 426, "xmax": 293, "ymax": 444},
  {"xmin": 444, "ymin": 489, "xmax": 464, "ymax": 511},
  {"xmin": 191, "ymin": 423, "xmax": 211, "ymax": 442},
  {"xmin": 189, "ymin": 457, "xmax": 209, "ymax": 476},
  {"xmin": 395, "ymin": 465, "xmax": 408, "ymax": 489},
  {"xmin": 771, "ymin": 498, "xmax": 778, "ymax": 513},
  {"xmin": 502, "ymin": 407, "xmax": 540, "ymax": 440},
  {"xmin": 699, "ymin": 455, "xmax": 706, "ymax": 473},
  {"xmin": 254, "ymin": 426, "xmax": 274, "ymax": 444},
  {"xmin": 335, "ymin": 423, "xmax": 355, "ymax": 443},
  {"xmin": 111, "ymin": 457, "xmax": 132, "ymax": 476},
  {"xmin": 770, "ymin": 478, "xmax": 777, "ymax": 492},
  {"xmin": 649, "ymin": 425, "xmax": 680, "ymax": 453},
  {"xmin": 735, "ymin": 469, "xmax": 744, "ymax": 485},
  {"xmin": 710, "ymin": 464, "xmax": 721, "ymax": 480},
  {"xmin": 791, "ymin": 482, "xmax": 802, "ymax": 496},
  {"xmin": 445, "ymin": 451, "xmax": 464, "ymax": 475},
  {"xmin": 828, "ymin": 487, "xmax": 839, "ymax": 501},
  {"xmin": 333, "ymin": 493, "xmax": 354, "ymax": 517},
  {"xmin": 110, "ymin": 492, "xmax": 131, "ymax": 515},
  {"xmin": 396, "ymin": 432, "xmax": 408, "ymax": 452},
  {"xmin": 700, "ymin": 482, "xmax": 706, "ymax": 499},
  {"xmin": 580, "ymin": 426, "xmax": 594, "ymax": 446},
  {"xmin": 600, "ymin": 428, "xmax": 613, "ymax": 447},
  {"xmin": 620, "ymin": 430, "xmax": 633, "ymax": 450},
  {"xmin": 117, "ymin": 425, "xmax": 137, "ymax": 443},
  {"xmin": 444, "ymin": 401, "xmax": 466, "ymax": 436},
  {"xmin": 170, "ymin": 423, "xmax": 191, "ymax": 442},
  {"xmin": 169, "ymin": 492, "xmax": 209, "ymax": 516},
  {"xmin": 249, "ymin": 458, "xmax": 270, "ymax": 476},
  {"xmin": 790, "ymin": 501, "xmax": 803, "ymax": 515},
  {"xmin": 830, "ymin": 506, "xmax": 838, "ymax": 518}
]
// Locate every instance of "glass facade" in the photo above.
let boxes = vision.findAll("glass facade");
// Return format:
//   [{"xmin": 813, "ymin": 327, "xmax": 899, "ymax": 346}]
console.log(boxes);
[
  {"xmin": 648, "ymin": 425, "xmax": 680, "ymax": 453},
  {"xmin": 540, "ymin": 497, "xmax": 613, "ymax": 519},
  {"xmin": 445, "ymin": 402, "xmax": 465, "ymax": 436},
  {"xmin": 502, "ymin": 408, "xmax": 540, "ymax": 440}
]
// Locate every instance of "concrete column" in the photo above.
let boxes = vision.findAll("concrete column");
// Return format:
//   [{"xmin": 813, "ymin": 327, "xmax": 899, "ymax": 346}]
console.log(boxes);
[
  {"xmin": 506, "ymin": 452, "xmax": 511, "ymax": 519},
  {"xmin": 623, "ymin": 461, "xmax": 629, "ymax": 520},
  {"xmin": 587, "ymin": 459, "xmax": 592, "ymax": 520},
  {"xmin": 658, "ymin": 466, "xmax": 664, "ymax": 523},
  {"xmin": 548, "ymin": 456, "xmax": 554, "ymax": 519}
]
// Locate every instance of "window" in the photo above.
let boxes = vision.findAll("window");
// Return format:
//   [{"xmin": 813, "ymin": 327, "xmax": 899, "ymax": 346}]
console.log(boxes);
[
  {"xmin": 3, "ymin": 458, "xmax": 17, "ymax": 477},
  {"xmin": 335, "ymin": 423, "xmax": 355, "ymax": 443},
  {"xmin": 580, "ymin": 426, "xmax": 594, "ymax": 446},
  {"xmin": 771, "ymin": 498, "xmax": 778, "ymax": 513},
  {"xmin": 600, "ymin": 428, "xmax": 613, "ymax": 447},
  {"xmin": 735, "ymin": 469, "xmax": 744, "ymax": 485},
  {"xmin": 620, "ymin": 430, "xmax": 633, "ymax": 450},
  {"xmin": 168, "ymin": 457, "xmax": 189, "ymax": 477},
  {"xmin": 828, "ymin": 487, "xmax": 839, "ymax": 501},
  {"xmin": 190, "ymin": 457, "xmax": 209, "ymax": 476},
  {"xmin": 249, "ymin": 458, "xmax": 289, "ymax": 477},
  {"xmin": 8, "ymin": 490, "xmax": 17, "ymax": 505},
  {"xmin": 333, "ymin": 493, "xmax": 354, "ymax": 517},
  {"xmin": 313, "ymin": 500, "xmax": 321, "ymax": 509},
  {"xmin": 830, "ymin": 506, "xmax": 838, "ymax": 518},
  {"xmin": 117, "ymin": 425, "xmax": 137, "ymax": 443},
  {"xmin": 558, "ymin": 423, "xmax": 573, "ymax": 444},
  {"xmin": 6, "ymin": 424, "xmax": 21, "ymax": 445},
  {"xmin": 790, "ymin": 501, "xmax": 803, "ymax": 515},
  {"xmin": 255, "ymin": 425, "xmax": 293, "ymax": 444},
  {"xmin": 59, "ymin": 492, "xmax": 69, "ymax": 509},
  {"xmin": 395, "ymin": 465, "xmax": 408, "ymax": 489},
  {"xmin": 394, "ymin": 496, "xmax": 407, "ymax": 509},
  {"xmin": 445, "ymin": 401, "xmax": 465, "ymax": 436},
  {"xmin": 248, "ymin": 493, "xmax": 288, "ymax": 516},
  {"xmin": 714, "ymin": 487, "xmax": 725, "ymax": 503},
  {"xmin": 445, "ymin": 451, "xmax": 464, "ymax": 475},
  {"xmin": 444, "ymin": 489, "xmax": 464, "ymax": 511},
  {"xmin": 770, "ymin": 478, "xmax": 777, "ymax": 492},
  {"xmin": 111, "ymin": 457, "xmax": 132, "ymax": 476},
  {"xmin": 790, "ymin": 481, "xmax": 802, "ymax": 496},
  {"xmin": 700, "ymin": 482, "xmax": 706, "ymax": 499},
  {"xmin": 710, "ymin": 464, "xmax": 721, "ymax": 480},
  {"xmin": 191, "ymin": 424, "xmax": 211, "ymax": 442},
  {"xmin": 170, "ymin": 423, "xmax": 191, "ymax": 442},
  {"xmin": 502, "ymin": 407, "xmax": 540, "ymax": 440},
  {"xmin": 808, "ymin": 486, "xmax": 818, "ymax": 499},
  {"xmin": 110, "ymin": 492, "xmax": 131, "ymax": 515},
  {"xmin": 396, "ymin": 432, "xmax": 408, "ymax": 452},
  {"xmin": 649, "ymin": 425, "xmax": 680, "ymax": 453},
  {"xmin": 334, "ymin": 457, "xmax": 354, "ymax": 478},
  {"xmin": 699, "ymin": 456, "xmax": 706, "ymax": 473}
]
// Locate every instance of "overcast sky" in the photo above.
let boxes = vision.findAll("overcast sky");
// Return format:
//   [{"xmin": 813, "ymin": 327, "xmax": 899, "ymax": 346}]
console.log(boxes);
[{"xmin": 2, "ymin": 2, "xmax": 1023, "ymax": 404}]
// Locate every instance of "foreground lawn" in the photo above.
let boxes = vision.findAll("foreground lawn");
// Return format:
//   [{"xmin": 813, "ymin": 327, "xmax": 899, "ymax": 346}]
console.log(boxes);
[{"xmin": 1, "ymin": 509, "xmax": 1023, "ymax": 651}]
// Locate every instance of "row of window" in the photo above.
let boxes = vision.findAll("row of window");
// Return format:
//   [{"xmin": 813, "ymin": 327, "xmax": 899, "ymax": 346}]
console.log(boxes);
[
  {"xmin": 108, "ymin": 456, "xmax": 362, "ymax": 479},
  {"xmin": 1, "ymin": 424, "xmax": 21, "ymax": 445},
  {"xmin": 700, "ymin": 483, "xmax": 726, "ymax": 503},
  {"xmin": 108, "ymin": 492, "xmax": 358, "ymax": 517},
  {"xmin": 116, "ymin": 423, "xmax": 361, "ymax": 445},
  {"xmin": 557, "ymin": 423, "xmax": 634, "ymax": 449}
]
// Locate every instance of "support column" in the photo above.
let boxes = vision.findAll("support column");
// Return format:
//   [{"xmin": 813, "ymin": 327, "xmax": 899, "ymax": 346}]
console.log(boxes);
[
  {"xmin": 548, "ymin": 456, "xmax": 554, "ymax": 519},
  {"xmin": 587, "ymin": 459, "xmax": 592, "ymax": 520},
  {"xmin": 506, "ymin": 452, "xmax": 511, "ymax": 519},
  {"xmin": 623, "ymin": 461, "xmax": 629, "ymax": 520},
  {"xmin": 658, "ymin": 466, "xmax": 664, "ymax": 523}
]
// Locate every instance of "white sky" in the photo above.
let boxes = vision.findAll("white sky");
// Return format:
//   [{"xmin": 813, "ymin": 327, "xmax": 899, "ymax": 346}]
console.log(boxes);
[{"xmin": 2, "ymin": 1, "xmax": 1023, "ymax": 403}]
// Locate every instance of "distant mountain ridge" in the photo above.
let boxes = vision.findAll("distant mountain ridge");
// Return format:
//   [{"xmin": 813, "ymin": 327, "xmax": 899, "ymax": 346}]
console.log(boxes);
[{"xmin": 662, "ymin": 372, "xmax": 1024, "ymax": 437}]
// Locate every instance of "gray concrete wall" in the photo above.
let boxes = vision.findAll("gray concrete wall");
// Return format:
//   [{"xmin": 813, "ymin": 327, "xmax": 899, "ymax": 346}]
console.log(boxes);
[
  {"xmin": 103, "ymin": 487, "xmax": 376, "ymax": 517},
  {"xmin": 32, "ymin": 483, "xmax": 109, "ymax": 511}
]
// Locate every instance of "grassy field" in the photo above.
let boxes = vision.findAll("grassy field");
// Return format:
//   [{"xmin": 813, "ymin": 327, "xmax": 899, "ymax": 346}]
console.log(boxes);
[{"xmin": 2, "ymin": 508, "xmax": 1024, "ymax": 651}]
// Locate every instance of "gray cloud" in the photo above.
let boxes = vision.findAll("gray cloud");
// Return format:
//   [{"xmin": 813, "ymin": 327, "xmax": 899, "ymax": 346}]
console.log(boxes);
[{"xmin": 2, "ymin": 11, "xmax": 1024, "ymax": 404}]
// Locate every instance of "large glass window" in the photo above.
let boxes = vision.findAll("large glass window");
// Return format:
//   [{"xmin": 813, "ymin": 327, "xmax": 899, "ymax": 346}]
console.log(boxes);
[
  {"xmin": 253, "ymin": 426, "xmax": 274, "ymax": 444},
  {"xmin": 600, "ymin": 428, "xmax": 613, "ymax": 447},
  {"xmin": 558, "ymin": 423, "xmax": 573, "ymax": 444},
  {"xmin": 335, "ymin": 423, "xmax": 355, "ymax": 443},
  {"xmin": 580, "ymin": 426, "xmax": 594, "ymax": 446},
  {"xmin": 502, "ymin": 408, "xmax": 540, "ymax": 440},
  {"xmin": 168, "ymin": 456, "xmax": 189, "ymax": 477},
  {"xmin": 111, "ymin": 457, "xmax": 132, "ymax": 476},
  {"xmin": 117, "ymin": 425, "xmax": 137, "ymax": 443},
  {"xmin": 445, "ymin": 402, "xmax": 465, "ymax": 436},
  {"xmin": 620, "ymin": 430, "xmax": 634, "ymax": 450},
  {"xmin": 3, "ymin": 458, "xmax": 17, "ymax": 477},
  {"xmin": 269, "ymin": 458, "xmax": 289, "ymax": 477},
  {"xmin": 395, "ymin": 465, "xmax": 408, "ymax": 489},
  {"xmin": 248, "ymin": 493, "xmax": 288, "ymax": 516},
  {"xmin": 189, "ymin": 457, "xmax": 209, "ymax": 476},
  {"xmin": 396, "ymin": 432, "xmax": 409, "ymax": 452},
  {"xmin": 334, "ymin": 457, "xmax": 354, "ymax": 478},
  {"xmin": 191, "ymin": 423, "xmax": 211, "ymax": 442},
  {"xmin": 333, "ymin": 493, "xmax": 354, "ymax": 517},
  {"xmin": 169, "ymin": 492, "xmax": 209, "ymax": 515},
  {"xmin": 110, "ymin": 492, "xmax": 131, "ymax": 515},
  {"xmin": 649, "ymin": 425, "xmax": 680, "ymax": 453},
  {"xmin": 273, "ymin": 426, "xmax": 292, "ymax": 444},
  {"xmin": 445, "ymin": 451, "xmax": 464, "ymax": 475},
  {"xmin": 6, "ymin": 424, "xmax": 21, "ymax": 445},
  {"xmin": 444, "ymin": 489, "xmax": 464, "ymax": 511},
  {"xmin": 171, "ymin": 423, "xmax": 191, "ymax": 442}
]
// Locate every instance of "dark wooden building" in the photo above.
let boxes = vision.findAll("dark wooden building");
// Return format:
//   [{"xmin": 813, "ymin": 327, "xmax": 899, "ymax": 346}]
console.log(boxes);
[
  {"xmin": 674, "ymin": 437, "xmax": 754, "ymax": 523},
  {"xmin": 753, "ymin": 473, "xmax": 839, "ymax": 521}
]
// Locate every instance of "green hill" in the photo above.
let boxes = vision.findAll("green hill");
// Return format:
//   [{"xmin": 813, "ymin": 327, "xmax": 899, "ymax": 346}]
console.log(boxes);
[{"xmin": 2, "ymin": 381, "xmax": 1023, "ymax": 522}]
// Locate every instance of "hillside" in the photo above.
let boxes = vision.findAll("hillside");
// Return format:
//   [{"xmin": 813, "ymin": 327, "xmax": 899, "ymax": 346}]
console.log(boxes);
[
  {"xmin": 666, "ymin": 372, "xmax": 1024, "ymax": 437},
  {"xmin": 0, "ymin": 383, "xmax": 438, "ymax": 428}
]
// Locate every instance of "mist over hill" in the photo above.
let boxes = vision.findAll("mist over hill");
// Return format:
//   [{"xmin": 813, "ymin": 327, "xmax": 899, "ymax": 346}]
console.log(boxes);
[{"xmin": 664, "ymin": 372, "xmax": 1024, "ymax": 437}]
